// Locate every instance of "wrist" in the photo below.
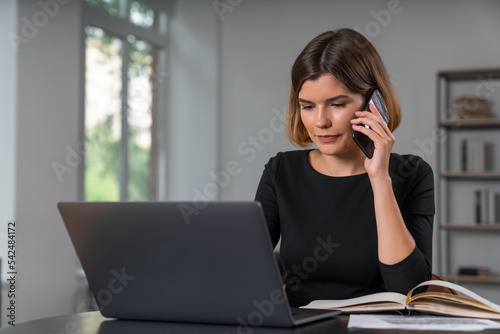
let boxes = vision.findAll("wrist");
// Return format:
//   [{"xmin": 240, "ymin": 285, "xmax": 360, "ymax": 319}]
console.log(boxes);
[{"xmin": 369, "ymin": 174, "xmax": 392, "ymax": 188}]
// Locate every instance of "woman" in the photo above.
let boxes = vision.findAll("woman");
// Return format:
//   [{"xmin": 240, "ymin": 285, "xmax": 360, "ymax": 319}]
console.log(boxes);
[{"xmin": 255, "ymin": 28, "xmax": 434, "ymax": 307}]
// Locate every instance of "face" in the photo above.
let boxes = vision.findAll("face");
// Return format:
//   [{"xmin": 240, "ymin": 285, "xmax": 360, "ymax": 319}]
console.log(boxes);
[{"xmin": 298, "ymin": 73, "xmax": 365, "ymax": 157}]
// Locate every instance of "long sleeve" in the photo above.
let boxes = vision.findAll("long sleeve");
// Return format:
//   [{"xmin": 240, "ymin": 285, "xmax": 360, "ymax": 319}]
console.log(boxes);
[
  {"xmin": 381, "ymin": 155, "xmax": 434, "ymax": 294},
  {"xmin": 255, "ymin": 152, "xmax": 283, "ymax": 248}
]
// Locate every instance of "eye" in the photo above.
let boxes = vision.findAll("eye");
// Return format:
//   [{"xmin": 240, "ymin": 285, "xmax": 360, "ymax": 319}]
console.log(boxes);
[
  {"xmin": 300, "ymin": 105, "xmax": 314, "ymax": 110},
  {"xmin": 332, "ymin": 103, "xmax": 346, "ymax": 108}
]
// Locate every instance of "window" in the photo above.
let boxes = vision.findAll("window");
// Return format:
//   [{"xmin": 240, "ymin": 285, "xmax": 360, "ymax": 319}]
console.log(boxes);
[{"xmin": 82, "ymin": 0, "xmax": 167, "ymax": 201}]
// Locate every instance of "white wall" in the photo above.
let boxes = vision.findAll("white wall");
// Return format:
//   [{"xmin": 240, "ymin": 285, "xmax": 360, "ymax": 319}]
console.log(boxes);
[
  {"xmin": 0, "ymin": 0, "xmax": 18, "ymax": 327},
  {"xmin": 14, "ymin": 0, "xmax": 84, "ymax": 325},
  {"xmin": 167, "ymin": 0, "xmax": 219, "ymax": 201}
]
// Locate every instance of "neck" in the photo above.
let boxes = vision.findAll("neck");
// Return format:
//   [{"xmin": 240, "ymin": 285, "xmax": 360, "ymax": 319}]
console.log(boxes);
[{"xmin": 309, "ymin": 149, "xmax": 366, "ymax": 177}]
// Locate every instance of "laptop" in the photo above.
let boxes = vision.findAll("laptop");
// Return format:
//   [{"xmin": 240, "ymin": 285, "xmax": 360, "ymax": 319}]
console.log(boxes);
[{"xmin": 58, "ymin": 201, "xmax": 339, "ymax": 327}]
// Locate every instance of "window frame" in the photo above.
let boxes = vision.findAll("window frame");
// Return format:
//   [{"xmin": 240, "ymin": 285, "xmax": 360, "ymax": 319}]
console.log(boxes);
[{"xmin": 80, "ymin": 1, "xmax": 169, "ymax": 201}]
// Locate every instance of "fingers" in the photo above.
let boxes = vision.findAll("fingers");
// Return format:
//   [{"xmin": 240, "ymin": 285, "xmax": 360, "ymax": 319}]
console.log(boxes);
[
  {"xmin": 351, "ymin": 104, "xmax": 394, "ymax": 146},
  {"xmin": 351, "ymin": 118, "xmax": 394, "ymax": 143},
  {"xmin": 352, "ymin": 103, "xmax": 391, "ymax": 137},
  {"xmin": 357, "ymin": 103, "xmax": 384, "ymax": 124}
]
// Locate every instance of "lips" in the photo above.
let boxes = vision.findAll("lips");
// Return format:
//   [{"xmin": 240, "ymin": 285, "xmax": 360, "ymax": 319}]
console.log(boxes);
[{"xmin": 317, "ymin": 135, "xmax": 339, "ymax": 143}]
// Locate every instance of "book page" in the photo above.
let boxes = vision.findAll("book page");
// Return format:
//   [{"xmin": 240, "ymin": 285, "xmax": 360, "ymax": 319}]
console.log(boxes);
[
  {"xmin": 409, "ymin": 293, "xmax": 500, "ymax": 314},
  {"xmin": 407, "ymin": 280, "xmax": 500, "ymax": 312},
  {"xmin": 302, "ymin": 292, "xmax": 406, "ymax": 309},
  {"xmin": 407, "ymin": 299, "xmax": 500, "ymax": 319}
]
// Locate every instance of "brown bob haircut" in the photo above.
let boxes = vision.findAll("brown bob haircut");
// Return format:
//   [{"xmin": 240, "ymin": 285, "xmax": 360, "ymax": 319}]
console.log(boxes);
[{"xmin": 286, "ymin": 28, "xmax": 401, "ymax": 147}]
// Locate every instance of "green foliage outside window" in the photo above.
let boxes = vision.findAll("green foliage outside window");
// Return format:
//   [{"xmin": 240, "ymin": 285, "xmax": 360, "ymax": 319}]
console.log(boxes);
[{"xmin": 84, "ymin": 18, "xmax": 157, "ymax": 201}]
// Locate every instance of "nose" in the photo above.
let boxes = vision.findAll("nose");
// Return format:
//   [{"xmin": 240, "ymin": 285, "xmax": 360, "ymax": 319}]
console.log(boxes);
[{"xmin": 315, "ymin": 107, "xmax": 332, "ymax": 128}]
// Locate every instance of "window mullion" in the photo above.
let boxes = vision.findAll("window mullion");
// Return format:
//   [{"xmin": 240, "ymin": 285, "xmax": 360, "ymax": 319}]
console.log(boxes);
[
  {"xmin": 120, "ymin": 38, "xmax": 130, "ymax": 201},
  {"xmin": 119, "ymin": 0, "xmax": 128, "ymax": 19}
]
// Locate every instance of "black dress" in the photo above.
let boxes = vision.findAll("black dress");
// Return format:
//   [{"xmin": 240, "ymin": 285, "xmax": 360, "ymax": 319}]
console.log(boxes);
[{"xmin": 255, "ymin": 150, "xmax": 434, "ymax": 307}]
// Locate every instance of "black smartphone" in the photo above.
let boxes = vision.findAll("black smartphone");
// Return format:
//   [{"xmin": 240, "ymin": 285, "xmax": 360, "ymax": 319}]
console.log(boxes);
[{"xmin": 352, "ymin": 89, "xmax": 390, "ymax": 159}]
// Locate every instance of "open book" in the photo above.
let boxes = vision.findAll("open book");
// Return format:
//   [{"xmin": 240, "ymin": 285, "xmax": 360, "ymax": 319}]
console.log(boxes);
[{"xmin": 301, "ymin": 280, "xmax": 500, "ymax": 319}]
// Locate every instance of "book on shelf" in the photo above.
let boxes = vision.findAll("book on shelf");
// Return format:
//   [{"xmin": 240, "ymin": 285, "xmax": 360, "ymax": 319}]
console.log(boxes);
[
  {"xmin": 301, "ymin": 280, "xmax": 500, "ymax": 319},
  {"xmin": 474, "ymin": 188, "xmax": 498, "ymax": 224},
  {"xmin": 461, "ymin": 138, "xmax": 486, "ymax": 171},
  {"xmin": 458, "ymin": 266, "xmax": 491, "ymax": 276}
]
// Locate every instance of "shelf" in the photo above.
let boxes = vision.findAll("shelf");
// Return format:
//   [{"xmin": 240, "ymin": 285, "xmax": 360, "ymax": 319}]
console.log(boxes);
[
  {"xmin": 440, "ymin": 117, "xmax": 500, "ymax": 129},
  {"xmin": 441, "ymin": 171, "xmax": 500, "ymax": 180},
  {"xmin": 437, "ymin": 68, "xmax": 500, "ymax": 287},
  {"xmin": 438, "ymin": 68, "xmax": 500, "ymax": 80},
  {"xmin": 444, "ymin": 275, "xmax": 500, "ymax": 284},
  {"xmin": 441, "ymin": 223, "xmax": 500, "ymax": 231}
]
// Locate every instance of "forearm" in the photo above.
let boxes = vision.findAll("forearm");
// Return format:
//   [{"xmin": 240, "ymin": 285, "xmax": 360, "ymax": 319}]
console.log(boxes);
[{"xmin": 370, "ymin": 175, "xmax": 416, "ymax": 265}]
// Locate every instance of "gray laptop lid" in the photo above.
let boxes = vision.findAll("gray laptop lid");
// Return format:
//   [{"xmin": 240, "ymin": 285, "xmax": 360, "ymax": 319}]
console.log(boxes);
[{"xmin": 58, "ymin": 201, "xmax": 338, "ymax": 327}]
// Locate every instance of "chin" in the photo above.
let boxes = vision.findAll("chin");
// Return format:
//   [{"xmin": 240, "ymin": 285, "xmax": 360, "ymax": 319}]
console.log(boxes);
[{"xmin": 316, "ymin": 146, "xmax": 340, "ymax": 156}]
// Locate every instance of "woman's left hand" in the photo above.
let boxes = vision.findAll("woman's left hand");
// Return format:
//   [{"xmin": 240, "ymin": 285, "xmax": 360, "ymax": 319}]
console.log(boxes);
[{"xmin": 350, "ymin": 103, "xmax": 395, "ymax": 180}]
